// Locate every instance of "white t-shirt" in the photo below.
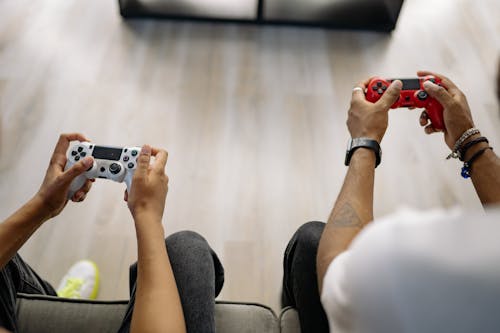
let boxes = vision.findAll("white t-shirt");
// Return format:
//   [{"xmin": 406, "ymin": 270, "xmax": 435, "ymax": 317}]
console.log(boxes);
[{"xmin": 321, "ymin": 207, "xmax": 500, "ymax": 333}]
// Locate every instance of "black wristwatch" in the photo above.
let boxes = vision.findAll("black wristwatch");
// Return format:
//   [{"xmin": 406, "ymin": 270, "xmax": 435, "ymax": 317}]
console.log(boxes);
[{"xmin": 344, "ymin": 138, "xmax": 382, "ymax": 168}]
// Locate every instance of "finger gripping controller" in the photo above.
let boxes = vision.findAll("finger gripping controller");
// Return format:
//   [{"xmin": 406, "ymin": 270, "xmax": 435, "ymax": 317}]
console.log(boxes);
[
  {"xmin": 365, "ymin": 76, "xmax": 445, "ymax": 130},
  {"xmin": 64, "ymin": 142, "xmax": 142, "ymax": 199}
]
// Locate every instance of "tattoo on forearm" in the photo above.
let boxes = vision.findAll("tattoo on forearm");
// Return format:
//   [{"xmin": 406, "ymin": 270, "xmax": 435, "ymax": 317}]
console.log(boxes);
[{"xmin": 330, "ymin": 203, "xmax": 363, "ymax": 228}]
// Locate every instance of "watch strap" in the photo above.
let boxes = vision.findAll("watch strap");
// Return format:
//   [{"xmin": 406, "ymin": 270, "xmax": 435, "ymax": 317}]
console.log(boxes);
[{"xmin": 344, "ymin": 138, "xmax": 381, "ymax": 167}]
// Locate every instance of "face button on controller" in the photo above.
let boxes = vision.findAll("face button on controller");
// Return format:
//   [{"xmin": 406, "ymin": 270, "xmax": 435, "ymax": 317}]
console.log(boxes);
[
  {"xmin": 109, "ymin": 163, "xmax": 121, "ymax": 175},
  {"xmin": 80, "ymin": 152, "xmax": 86, "ymax": 157},
  {"xmin": 123, "ymin": 156, "xmax": 130, "ymax": 162},
  {"xmin": 128, "ymin": 162, "xmax": 135, "ymax": 169},
  {"xmin": 372, "ymin": 85, "xmax": 378, "ymax": 91},
  {"xmin": 77, "ymin": 147, "xmax": 83, "ymax": 153},
  {"xmin": 377, "ymin": 88, "xmax": 383, "ymax": 94},
  {"xmin": 382, "ymin": 85, "xmax": 387, "ymax": 91},
  {"xmin": 71, "ymin": 151, "xmax": 78, "ymax": 156},
  {"xmin": 131, "ymin": 150, "xmax": 138, "ymax": 157},
  {"xmin": 75, "ymin": 155, "xmax": 80, "ymax": 161},
  {"xmin": 100, "ymin": 167, "xmax": 106, "ymax": 173},
  {"xmin": 417, "ymin": 90, "xmax": 428, "ymax": 101},
  {"xmin": 376, "ymin": 82, "xmax": 382, "ymax": 88}
]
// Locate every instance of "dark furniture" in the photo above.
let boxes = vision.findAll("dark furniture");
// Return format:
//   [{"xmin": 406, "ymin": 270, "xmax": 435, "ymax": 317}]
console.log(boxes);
[{"xmin": 119, "ymin": 0, "xmax": 405, "ymax": 32}]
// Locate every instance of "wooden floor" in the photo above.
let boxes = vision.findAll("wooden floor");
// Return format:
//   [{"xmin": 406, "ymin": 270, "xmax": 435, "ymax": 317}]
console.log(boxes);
[{"xmin": 0, "ymin": 0, "xmax": 499, "ymax": 312}]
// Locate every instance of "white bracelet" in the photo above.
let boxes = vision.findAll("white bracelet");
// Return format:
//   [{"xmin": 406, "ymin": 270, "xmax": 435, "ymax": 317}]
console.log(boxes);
[{"xmin": 446, "ymin": 128, "xmax": 480, "ymax": 159}]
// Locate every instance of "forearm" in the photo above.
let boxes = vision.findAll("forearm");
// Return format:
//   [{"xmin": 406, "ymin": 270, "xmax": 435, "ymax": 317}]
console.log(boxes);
[
  {"xmin": 0, "ymin": 197, "xmax": 50, "ymax": 269},
  {"xmin": 463, "ymin": 140, "xmax": 500, "ymax": 205},
  {"xmin": 130, "ymin": 215, "xmax": 186, "ymax": 333},
  {"xmin": 317, "ymin": 149, "xmax": 376, "ymax": 291}
]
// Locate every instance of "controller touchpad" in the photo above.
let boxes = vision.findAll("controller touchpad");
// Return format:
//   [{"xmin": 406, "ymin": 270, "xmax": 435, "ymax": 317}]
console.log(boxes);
[
  {"xmin": 399, "ymin": 79, "xmax": 420, "ymax": 91},
  {"xmin": 92, "ymin": 146, "xmax": 123, "ymax": 161}
]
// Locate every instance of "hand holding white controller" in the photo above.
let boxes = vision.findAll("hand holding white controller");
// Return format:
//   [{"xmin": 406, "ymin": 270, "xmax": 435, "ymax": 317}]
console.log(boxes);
[{"xmin": 65, "ymin": 142, "xmax": 143, "ymax": 199}]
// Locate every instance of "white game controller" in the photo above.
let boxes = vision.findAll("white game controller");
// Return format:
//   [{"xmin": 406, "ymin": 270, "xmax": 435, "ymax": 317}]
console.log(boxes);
[{"xmin": 65, "ymin": 142, "xmax": 142, "ymax": 199}]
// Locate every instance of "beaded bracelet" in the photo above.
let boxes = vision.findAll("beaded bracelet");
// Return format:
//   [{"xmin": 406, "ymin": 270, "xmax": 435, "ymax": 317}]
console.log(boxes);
[
  {"xmin": 458, "ymin": 137, "xmax": 489, "ymax": 161},
  {"xmin": 447, "ymin": 127, "xmax": 480, "ymax": 159},
  {"xmin": 461, "ymin": 147, "xmax": 493, "ymax": 179}
]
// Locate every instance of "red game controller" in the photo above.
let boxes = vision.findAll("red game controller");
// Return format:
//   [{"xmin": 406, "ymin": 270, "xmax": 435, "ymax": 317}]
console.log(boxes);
[{"xmin": 365, "ymin": 76, "xmax": 445, "ymax": 130}]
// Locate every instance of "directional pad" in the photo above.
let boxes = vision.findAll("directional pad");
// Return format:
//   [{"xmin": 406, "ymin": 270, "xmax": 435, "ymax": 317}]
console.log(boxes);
[
  {"xmin": 71, "ymin": 146, "xmax": 89, "ymax": 162},
  {"xmin": 371, "ymin": 81, "xmax": 387, "ymax": 95}
]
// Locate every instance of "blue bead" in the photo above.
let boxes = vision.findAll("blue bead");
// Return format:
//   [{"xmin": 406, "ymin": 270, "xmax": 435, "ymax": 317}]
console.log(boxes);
[{"xmin": 461, "ymin": 166, "xmax": 470, "ymax": 179}]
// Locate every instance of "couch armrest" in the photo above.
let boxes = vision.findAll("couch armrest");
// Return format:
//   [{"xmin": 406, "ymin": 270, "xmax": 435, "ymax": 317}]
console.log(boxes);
[{"xmin": 279, "ymin": 307, "xmax": 301, "ymax": 333}]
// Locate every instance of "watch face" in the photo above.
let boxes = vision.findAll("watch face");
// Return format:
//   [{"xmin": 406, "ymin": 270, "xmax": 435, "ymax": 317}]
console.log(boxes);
[{"xmin": 357, "ymin": 138, "xmax": 370, "ymax": 147}]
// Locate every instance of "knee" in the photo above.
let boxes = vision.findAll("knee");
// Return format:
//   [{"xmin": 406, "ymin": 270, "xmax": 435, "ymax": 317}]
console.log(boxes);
[
  {"xmin": 294, "ymin": 221, "xmax": 325, "ymax": 253},
  {"xmin": 284, "ymin": 222, "xmax": 326, "ymax": 281},
  {"xmin": 296, "ymin": 221, "xmax": 325, "ymax": 243},
  {"xmin": 166, "ymin": 230, "xmax": 208, "ymax": 249}
]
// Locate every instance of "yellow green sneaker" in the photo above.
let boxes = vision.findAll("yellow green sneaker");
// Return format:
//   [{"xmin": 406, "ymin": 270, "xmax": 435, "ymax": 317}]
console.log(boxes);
[{"xmin": 56, "ymin": 260, "xmax": 99, "ymax": 300}]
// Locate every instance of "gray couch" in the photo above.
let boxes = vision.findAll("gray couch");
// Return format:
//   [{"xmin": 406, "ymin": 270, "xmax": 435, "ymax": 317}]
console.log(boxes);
[{"xmin": 16, "ymin": 293, "xmax": 300, "ymax": 333}]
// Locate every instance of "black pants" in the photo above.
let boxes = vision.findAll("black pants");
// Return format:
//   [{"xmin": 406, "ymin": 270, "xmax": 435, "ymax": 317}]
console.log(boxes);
[
  {"xmin": 282, "ymin": 221, "xmax": 329, "ymax": 333},
  {"xmin": 0, "ymin": 231, "xmax": 224, "ymax": 333}
]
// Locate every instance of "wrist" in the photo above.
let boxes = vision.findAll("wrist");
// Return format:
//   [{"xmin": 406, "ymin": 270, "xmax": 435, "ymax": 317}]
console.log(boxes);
[
  {"xmin": 133, "ymin": 210, "xmax": 163, "ymax": 225},
  {"xmin": 28, "ymin": 195, "xmax": 55, "ymax": 223},
  {"xmin": 351, "ymin": 147, "xmax": 377, "ymax": 164},
  {"xmin": 345, "ymin": 137, "xmax": 381, "ymax": 168},
  {"xmin": 461, "ymin": 134, "xmax": 490, "ymax": 161},
  {"xmin": 447, "ymin": 127, "xmax": 480, "ymax": 158},
  {"xmin": 134, "ymin": 215, "xmax": 165, "ymax": 241}
]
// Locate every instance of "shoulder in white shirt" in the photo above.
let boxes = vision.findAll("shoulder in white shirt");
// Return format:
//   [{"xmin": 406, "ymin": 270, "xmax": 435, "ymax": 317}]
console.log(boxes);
[{"xmin": 321, "ymin": 207, "xmax": 500, "ymax": 333}]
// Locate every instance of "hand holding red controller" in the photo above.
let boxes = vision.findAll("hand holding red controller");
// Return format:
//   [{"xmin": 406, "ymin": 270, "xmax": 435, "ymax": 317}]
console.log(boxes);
[{"xmin": 365, "ymin": 76, "xmax": 445, "ymax": 130}]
